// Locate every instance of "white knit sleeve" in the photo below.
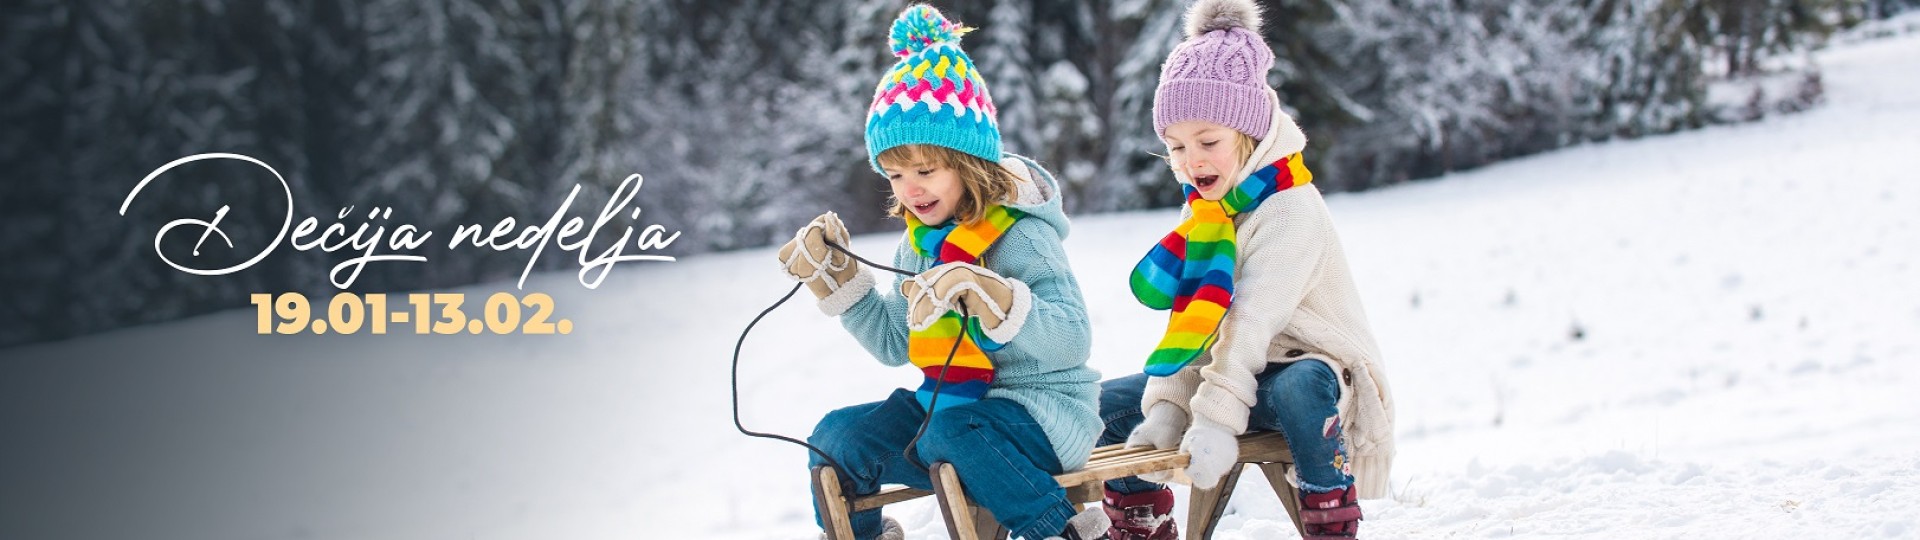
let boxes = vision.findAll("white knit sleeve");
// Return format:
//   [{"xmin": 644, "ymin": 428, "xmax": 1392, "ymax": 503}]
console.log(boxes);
[
  {"xmin": 1140, "ymin": 349, "xmax": 1208, "ymax": 416},
  {"xmin": 1189, "ymin": 195, "xmax": 1331, "ymax": 433}
]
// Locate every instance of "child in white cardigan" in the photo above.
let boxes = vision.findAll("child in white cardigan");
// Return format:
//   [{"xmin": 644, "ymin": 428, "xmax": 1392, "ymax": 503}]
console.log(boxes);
[{"xmin": 1096, "ymin": 1, "xmax": 1396, "ymax": 539}]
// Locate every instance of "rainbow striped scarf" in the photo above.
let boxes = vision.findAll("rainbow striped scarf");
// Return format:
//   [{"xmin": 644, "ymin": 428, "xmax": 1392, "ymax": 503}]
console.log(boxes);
[
  {"xmin": 1130, "ymin": 153, "xmax": 1313, "ymax": 376},
  {"xmin": 904, "ymin": 205, "xmax": 1026, "ymax": 411}
]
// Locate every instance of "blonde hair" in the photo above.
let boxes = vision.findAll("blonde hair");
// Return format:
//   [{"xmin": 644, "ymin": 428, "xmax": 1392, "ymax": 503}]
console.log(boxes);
[
  {"xmin": 1161, "ymin": 131, "xmax": 1260, "ymax": 174},
  {"xmin": 877, "ymin": 145, "xmax": 1019, "ymax": 224},
  {"xmin": 1231, "ymin": 132, "xmax": 1258, "ymax": 171}
]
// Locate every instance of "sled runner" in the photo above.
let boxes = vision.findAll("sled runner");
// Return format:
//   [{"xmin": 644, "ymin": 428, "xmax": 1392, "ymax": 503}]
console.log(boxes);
[{"xmin": 812, "ymin": 431, "xmax": 1309, "ymax": 540}]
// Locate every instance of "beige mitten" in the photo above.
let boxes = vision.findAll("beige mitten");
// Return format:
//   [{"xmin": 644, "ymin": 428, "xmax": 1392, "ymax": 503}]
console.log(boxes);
[
  {"xmin": 777, "ymin": 212, "xmax": 862, "ymax": 301},
  {"xmin": 899, "ymin": 277, "xmax": 947, "ymax": 331},
  {"xmin": 923, "ymin": 263, "xmax": 1022, "ymax": 332}
]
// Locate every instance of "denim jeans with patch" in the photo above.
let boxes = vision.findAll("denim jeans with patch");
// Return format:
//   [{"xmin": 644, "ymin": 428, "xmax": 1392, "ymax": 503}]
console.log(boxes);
[
  {"xmin": 1098, "ymin": 359, "xmax": 1354, "ymax": 494},
  {"xmin": 808, "ymin": 388, "xmax": 1074, "ymax": 540}
]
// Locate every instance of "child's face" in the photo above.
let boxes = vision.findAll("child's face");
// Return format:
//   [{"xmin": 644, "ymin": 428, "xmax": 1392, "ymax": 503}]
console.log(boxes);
[
  {"xmin": 884, "ymin": 155, "xmax": 965, "ymax": 225},
  {"xmin": 1162, "ymin": 121, "xmax": 1244, "ymax": 201}
]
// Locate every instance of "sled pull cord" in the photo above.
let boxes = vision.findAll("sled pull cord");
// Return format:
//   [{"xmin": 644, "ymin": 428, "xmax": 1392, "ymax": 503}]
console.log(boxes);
[{"xmin": 729, "ymin": 240, "xmax": 966, "ymax": 487}]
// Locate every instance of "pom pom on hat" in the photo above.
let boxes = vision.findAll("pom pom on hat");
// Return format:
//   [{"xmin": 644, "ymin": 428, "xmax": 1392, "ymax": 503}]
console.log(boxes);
[
  {"xmin": 1183, "ymin": 0, "xmax": 1263, "ymax": 39},
  {"xmin": 889, "ymin": 4, "xmax": 971, "ymax": 58}
]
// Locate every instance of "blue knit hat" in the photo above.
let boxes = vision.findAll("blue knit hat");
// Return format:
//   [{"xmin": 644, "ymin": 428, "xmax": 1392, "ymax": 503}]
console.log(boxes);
[{"xmin": 865, "ymin": 5, "xmax": 1001, "ymax": 173}]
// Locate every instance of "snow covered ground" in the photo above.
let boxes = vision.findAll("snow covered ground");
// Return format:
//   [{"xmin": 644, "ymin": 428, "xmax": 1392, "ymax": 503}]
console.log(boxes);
[{"xmin": 5, "ymin": 21, "xmax": 1920, "ymax": 540}]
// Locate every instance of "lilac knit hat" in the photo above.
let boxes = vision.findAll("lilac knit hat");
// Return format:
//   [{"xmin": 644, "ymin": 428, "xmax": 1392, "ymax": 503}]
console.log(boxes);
[{"xmin": 1153, "ymin": 0, "xmax": 1275, "ymax": 139}]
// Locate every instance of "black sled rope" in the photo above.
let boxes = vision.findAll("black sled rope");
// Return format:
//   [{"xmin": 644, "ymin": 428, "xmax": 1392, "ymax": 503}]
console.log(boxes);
[{"xmin": 729, "ymin": 241, "xmax": 968, "ymax": 493}]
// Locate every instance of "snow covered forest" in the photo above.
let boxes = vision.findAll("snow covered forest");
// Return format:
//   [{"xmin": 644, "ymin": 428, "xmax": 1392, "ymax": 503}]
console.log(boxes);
[
  {"xmin": 2, "ymin": 0, "xmax": 1913, "ymax": 346},
  {"xmin": 4, "ymin": 14, "xmax": 1919, "ymax": 536}
]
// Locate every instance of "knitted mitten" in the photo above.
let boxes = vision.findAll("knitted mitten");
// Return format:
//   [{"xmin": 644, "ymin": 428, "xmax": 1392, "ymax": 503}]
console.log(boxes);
[
  {"xmin": 1125, "ymin": 402, "xmax": 1189, "ymax": 450},
  {"xmin": 1128, "ymin": 403, "xmax": 1190, "ymax": 484},
  {"xmin": 1178, "ymin": 416, "xmax": 1239, "ymax": 489}
]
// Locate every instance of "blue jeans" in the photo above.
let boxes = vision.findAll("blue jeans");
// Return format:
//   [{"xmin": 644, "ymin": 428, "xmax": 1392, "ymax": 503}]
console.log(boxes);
[
  {"xmin": 809, "ymin": 388, "xmax": 1075, "ymax": 540},
  {"xmin": 1098, "ymin": 360, "xmax": 1354, "ymax": 494}
]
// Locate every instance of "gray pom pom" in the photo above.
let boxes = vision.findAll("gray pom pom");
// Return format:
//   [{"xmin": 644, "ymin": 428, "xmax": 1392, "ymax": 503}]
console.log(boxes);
[{"xmin": 1183, "ymin": 0, "xmax": 1262, "ymax": 38}]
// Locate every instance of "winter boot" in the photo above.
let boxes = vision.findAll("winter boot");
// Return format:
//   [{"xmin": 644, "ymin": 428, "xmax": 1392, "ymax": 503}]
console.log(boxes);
[
  {"xmin": 1102, "ymin": 487, "xmax": 1178, "ymax": 540},
  {"xmin": 1046, "ymin": 506, "xmax": 1113, "ymax": 540},
  {"xmin": 1299, "ymin": 485, "xmax": 1362, "ymax": 539}
]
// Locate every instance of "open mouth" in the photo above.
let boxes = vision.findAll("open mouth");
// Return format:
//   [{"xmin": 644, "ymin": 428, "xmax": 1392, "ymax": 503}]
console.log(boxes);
[
  {"xmin": 1193, "ymin": 174, "xmax": 1221, "ymax": 191},
  {"xmin": 911, "ymin": 200, "xmax": 939, "ymax": 214}
]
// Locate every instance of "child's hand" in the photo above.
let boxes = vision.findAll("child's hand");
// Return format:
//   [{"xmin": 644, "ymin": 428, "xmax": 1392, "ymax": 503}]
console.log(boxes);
[
  {"xmin": 1126, "ymin": 402, "xmax": 1189, "ymax": 450},
  {"xmin": 777, "ymin": 212, "xmax": 861, "ymax": 301},
  {"xmin": 1179, "ymin": 416, "xmax": 1240, "ymax": 490},
  {"xmin": 1131, "ymin": 403, "xmax": 1189, "ymax": 484},
  {"xmin": 899, "ymin": 276, "xmax": 947, "ymax": 331},
  {"xmin": 914, "ymin": 263, "xmax": 1022, "ymax": 331}
]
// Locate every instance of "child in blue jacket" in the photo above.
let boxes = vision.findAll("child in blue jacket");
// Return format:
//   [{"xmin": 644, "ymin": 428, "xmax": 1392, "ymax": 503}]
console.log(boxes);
[{"xmin": 775, "ymin": 6, "xmax": 1107, "ymax": 540}]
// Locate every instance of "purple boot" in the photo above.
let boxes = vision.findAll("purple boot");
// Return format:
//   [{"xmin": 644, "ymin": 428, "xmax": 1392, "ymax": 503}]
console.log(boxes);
[
  {"xmin": 1102, "ymin": 487, "xmax": 1178, "ymax": 540},
  {"xmin": 1299, "ymin": 485, "xmax": 1362, "ymax": 539}
]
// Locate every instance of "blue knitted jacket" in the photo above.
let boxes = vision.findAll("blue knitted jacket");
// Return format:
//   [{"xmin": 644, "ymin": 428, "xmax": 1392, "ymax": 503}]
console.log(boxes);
[{"xmin": 833, "ymin": 154, "xmax": 1099, "ymax": 470}]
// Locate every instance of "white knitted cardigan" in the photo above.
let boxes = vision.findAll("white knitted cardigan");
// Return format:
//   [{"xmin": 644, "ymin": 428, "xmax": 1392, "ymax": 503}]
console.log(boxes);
[{"xmin": 1139, "ymin": 102, "xmax": 1397, "ymax": 499}]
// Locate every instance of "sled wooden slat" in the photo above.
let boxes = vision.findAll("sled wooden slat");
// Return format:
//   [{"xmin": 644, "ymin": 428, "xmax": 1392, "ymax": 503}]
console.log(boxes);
[
  {"xmin": 1086, "ymin": 443, "xmax": 1160, "ymax": 460},
  {"xmin": 1050, "ymin": 452, "xmax": 1189, "ymax": 487},
  {"xmin": 850, "ymin": 486, "xmax": 932, "ymax": 513},
  {"xmin": 1237, "ymin": 431, "xmax": 1296, "ymax": 461}
]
